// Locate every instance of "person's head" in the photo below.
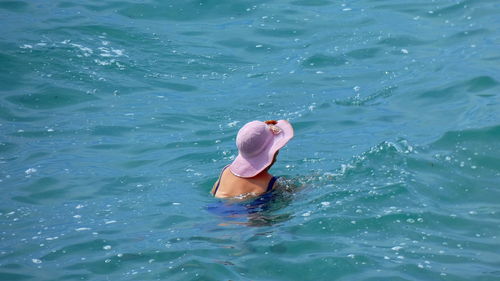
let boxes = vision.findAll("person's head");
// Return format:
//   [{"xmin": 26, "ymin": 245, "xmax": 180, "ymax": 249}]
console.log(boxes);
[{"xmin": 229, "ymin": 120, "xmax": 294, "ymax": 178}]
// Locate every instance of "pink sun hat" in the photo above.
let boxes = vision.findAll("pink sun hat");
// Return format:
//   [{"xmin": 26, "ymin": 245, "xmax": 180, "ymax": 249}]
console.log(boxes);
[{"xmin": 229, "ymin": 120, "xmax": 294, "ymax": 178}]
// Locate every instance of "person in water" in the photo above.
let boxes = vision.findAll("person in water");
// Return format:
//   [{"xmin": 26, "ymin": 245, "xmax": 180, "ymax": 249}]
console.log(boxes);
[{"xmin": 211, "ymin": 119, "xmax": 294, "ymax": 199}]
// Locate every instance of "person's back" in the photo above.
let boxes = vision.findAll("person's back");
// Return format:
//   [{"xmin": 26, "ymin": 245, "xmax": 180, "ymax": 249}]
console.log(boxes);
[
  {"xmin": 211, "ymin": 165, "xmax": 277, "ymax": 198},
  {"xmin": 211, "ymin": 120, "xmax": 293, "ymax": 199}
]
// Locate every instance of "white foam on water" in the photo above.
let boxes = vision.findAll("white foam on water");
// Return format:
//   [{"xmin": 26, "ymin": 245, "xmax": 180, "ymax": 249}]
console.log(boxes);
[
  {"xmin": 25, "ymin": 168, "xmax": 37, "ymax": 175},
  {"xmin": 94, "ymin": 59, "xmax": 114, "ymax": 66},
  {"xmin": 75, "ymin": 227, "xmax": 91, "ymax": 231},
  {"xmin": 227, "ymin": 121, "xmax": 240, "ymax": 127},
  {"xmin": 320, "ymin": 202, "xmax": 330, "ymax": 207},
  {"xmin": 70, "ymin": 43, "xmax": 93, "ymax": 57}
]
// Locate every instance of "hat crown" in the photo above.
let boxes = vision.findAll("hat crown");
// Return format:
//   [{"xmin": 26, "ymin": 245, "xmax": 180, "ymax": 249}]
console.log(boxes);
[{"xmin": 236, "ymin": 121, "xmax": 273, "ymax": 157}]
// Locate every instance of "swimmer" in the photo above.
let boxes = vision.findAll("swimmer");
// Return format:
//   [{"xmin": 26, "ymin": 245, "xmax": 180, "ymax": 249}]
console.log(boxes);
[{"xmin": 211, "ymin": 120, "xmax": 294, "ymax": 199}]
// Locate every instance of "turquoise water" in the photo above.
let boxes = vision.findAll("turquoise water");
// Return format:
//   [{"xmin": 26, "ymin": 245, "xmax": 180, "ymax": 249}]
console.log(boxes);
[{"xmin": 1, "ymin": 0, "xmax": 500, "ymax": 280}]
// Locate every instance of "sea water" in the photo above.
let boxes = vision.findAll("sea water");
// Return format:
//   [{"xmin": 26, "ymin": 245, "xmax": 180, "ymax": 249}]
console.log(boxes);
[{"xmin": 1, "ymin": 0, "xmax": 499, "ymax": 280}]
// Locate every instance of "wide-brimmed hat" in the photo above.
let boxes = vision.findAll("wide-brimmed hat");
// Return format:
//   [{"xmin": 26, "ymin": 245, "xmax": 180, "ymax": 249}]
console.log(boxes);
[{"xmin": 229, "ymin": 120, "xmax": 294, "ymax": 178}]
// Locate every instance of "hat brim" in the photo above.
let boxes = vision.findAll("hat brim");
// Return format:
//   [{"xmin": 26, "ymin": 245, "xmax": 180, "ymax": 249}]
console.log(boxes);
[{"xmin": 229, "ymin": 120, "xmax": 294, "ymax": 178}]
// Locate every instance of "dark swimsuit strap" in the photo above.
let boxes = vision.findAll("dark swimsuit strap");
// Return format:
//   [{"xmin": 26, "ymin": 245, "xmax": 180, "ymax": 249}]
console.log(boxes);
[
  {"xmin": 213, "ymin": 167, "xmax": 279, "ymax": 196},
  {"xmin": 266, "ymin": 176, "xmax": 278, "ymax": 192},
  {"xmin": 212, "ymin": 166, "xmax": 228, "ymax": 196}
]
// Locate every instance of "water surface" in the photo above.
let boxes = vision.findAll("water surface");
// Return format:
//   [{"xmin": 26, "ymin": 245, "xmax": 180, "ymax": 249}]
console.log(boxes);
[{"xmin": 1, "ymin": 0, "xmax": 500, "ymax": 280}]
